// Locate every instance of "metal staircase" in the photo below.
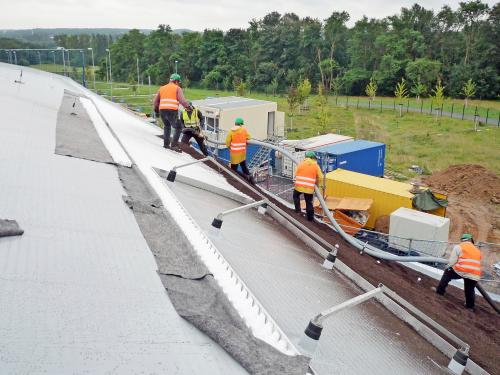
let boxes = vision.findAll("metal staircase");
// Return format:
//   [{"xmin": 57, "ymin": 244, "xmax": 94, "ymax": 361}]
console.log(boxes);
[{"xmin": 248, "ymin": 135, "xmax": 284, "ymax": 172}]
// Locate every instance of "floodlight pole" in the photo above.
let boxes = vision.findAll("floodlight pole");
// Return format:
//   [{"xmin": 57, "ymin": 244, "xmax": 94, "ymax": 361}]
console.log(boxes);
[
  {"xmin": 106, "ymin": 48, "xmax": 113, "ymax": 98},
  {"xmin": 80, "ymin": 50, "xmax": 86, "ymax": 87},
  {"xmin": 88, "ymin": 47, "xmax": 95, "ymax": 90},
  {"xmin": 13, "ymin": 51, "xmax": 17, "ymax": 65}
]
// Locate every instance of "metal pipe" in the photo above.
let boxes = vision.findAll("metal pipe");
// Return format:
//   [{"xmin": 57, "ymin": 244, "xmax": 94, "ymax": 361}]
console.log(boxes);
[
  {"xmin": 312, "ymin": 286, "xmax": 383, "ymax": 325},
  {"xmin": 166, "ymin": 157, "xmax": 210, "ymax": 182},
  {"xmin": 204, "ymin": 137, "xmax": 448, "ymax": 264},
  {"xmin": 215, "ymin": 200, "xmax": 267, "ymax": 221}
]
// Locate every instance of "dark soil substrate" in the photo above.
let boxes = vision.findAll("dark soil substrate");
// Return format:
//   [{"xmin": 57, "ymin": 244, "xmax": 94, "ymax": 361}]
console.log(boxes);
[{"xmin": 183, "ymin": 147, "xmax": 500, "ymax": 374}]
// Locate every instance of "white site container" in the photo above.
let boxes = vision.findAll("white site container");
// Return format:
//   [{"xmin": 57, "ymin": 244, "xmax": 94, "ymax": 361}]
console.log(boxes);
[{"xmin": 389, "ymin": 207, "xmax": 450, "ymax": 257}]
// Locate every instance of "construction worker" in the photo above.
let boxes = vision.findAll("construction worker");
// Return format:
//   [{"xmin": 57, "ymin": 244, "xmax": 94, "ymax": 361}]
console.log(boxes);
[
  {"xmin": 436, "ymin": 234, "xmax": 482, "ymax": 311},
  {"xmin": 180, "ymin": 101, "xmax": 209, "ymax": 156},
  {"xmin": 154, "ymin": 73, "xmax": 192, "ymax": 152},
  {"xmin": 293, "ymin": 151, "xmax": 323, "ymax": 221},
  {"xmin": 225, "ymin": 117, "xmax": 253, "ymax": 183}
]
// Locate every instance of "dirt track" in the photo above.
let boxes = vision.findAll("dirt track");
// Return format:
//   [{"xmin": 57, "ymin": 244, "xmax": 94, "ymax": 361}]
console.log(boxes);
[{"xmin": 186, "ymin": 150, "xmax": 500, "ymax": 374}]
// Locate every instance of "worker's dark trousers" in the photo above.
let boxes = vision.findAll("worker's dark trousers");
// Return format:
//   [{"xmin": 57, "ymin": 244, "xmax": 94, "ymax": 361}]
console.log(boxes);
[
  {"xmin": 231, "ymin": 160, "xmax": 250, "ymax": 176},
  {"xmin": 436, "ymin": 267, "xmax": 477, "ymax": 308},
  {"xmin": 160, "ymin": 109, "xmax": 181, "ymax": 148},
  {"xmin": 293, "ymin": 190, "xmax": 314, "ymax": 221},
  {"xmin": 181, "ymin": 130, "xmax": 208, "ymax": 156}
]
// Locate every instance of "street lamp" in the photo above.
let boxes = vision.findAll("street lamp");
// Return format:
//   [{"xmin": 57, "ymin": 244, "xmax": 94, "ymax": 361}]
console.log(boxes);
[
  {"xmin": 87, "ymin": 47, "xmax": 95, "ymax": 90},
  {"xmin": 13, "ymin": 51, "xmax": 17, "ymax": 65},
  {"xmin": 175, "ymin": 59, "xmax": 178, "ymax": 74},
  {"xmin": 79, "ymin": 50, "xmax": 86, "ymax": 87},
  {"xmin": 56, "ymin": 46, "xmax": 66, "ymax": 76},
  {"xmin": 37, "ymin": 50, "xmax": 41, "ymax": 66},
  {"xmin": 106, "ymin": 48, "xmax": 113, "ymax": 98}
]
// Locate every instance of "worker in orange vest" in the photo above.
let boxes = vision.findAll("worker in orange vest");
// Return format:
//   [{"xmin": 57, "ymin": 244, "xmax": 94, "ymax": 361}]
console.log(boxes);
[
  {"xmin": 225, "ymin": 117, "xmax": 253, "ymax": 183},
  {"xmin": 154, "ymin": 73, "xmax": 192, "ymax": 152},
  {"xmin": 293, "ymin": 151, "xmax": 323, "ymax": 221},
  {"xmin": 436, "ymin": 234, "xmax": 482, "ymax": 311}
]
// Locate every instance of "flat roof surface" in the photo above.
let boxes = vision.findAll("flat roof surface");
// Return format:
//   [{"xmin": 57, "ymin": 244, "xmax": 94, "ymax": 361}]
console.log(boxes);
[
  {"xmin": 169, "ymin": 181, "xmax": 447, "ymax": 375},
  {"xmin": 0, "ymin": 63, "xmax": 246, "ymax": 374},
  {"xmin": 326, "ymin": 169, "xmax": 414, "ymax": 198},
  {"xmin": 315, "ymin": 139, "xmax": 384, "ymax": 154},
  {"xmin": 193, "ymin": 96, "xmax": 272, "ymax": 109}
]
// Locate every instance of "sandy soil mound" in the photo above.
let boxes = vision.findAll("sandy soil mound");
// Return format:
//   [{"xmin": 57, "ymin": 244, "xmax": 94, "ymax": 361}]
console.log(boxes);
[{"xmin": 424, "ymin": 164, "xmax": 500, "ymax": 243}]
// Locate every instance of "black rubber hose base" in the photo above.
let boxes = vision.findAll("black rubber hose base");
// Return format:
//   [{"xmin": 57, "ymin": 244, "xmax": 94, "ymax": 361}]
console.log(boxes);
[
  {"xmin": 212, "ymin": 218, "xmax": 223, "ymax": 229},
  {"xmin": 167, "ymin": 170, "xmax": 177, "ymax": 182}
]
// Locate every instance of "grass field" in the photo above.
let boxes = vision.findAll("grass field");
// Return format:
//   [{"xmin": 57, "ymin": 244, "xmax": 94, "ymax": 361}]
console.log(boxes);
[{"xmin": 92, "ymin": 81, "xmax": 499, "ymax": 179}]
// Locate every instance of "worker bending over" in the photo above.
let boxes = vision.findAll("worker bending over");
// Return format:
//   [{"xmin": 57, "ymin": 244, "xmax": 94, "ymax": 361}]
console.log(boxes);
[
  {"xmin": 436, "ymin": 233, "xmax": 482, "ymax": 311},
  {"xmin": 180, "ymin": 101, "xmax": 209, "ymax": 156},
  {"xmin": 154, "ymin": 73, "xmax": 191, "ymax": 152},
  {"xmin": 226, "ymin": 117, "xmax": 254, "ymax": 184},
  {"xmin": 293, "ymin": 151, "xmax": 323, "ymax": 221}
]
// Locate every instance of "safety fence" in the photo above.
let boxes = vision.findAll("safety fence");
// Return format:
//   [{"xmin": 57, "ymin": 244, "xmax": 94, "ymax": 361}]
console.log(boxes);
[{"xmin": 331, "ymin": 96, "xmax": 500, "ymax": 127}]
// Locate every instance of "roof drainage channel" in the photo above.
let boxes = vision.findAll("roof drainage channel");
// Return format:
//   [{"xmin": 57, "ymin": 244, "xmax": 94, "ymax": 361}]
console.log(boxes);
[
  {"xmin": 168, "ymin": 180, "xmax": 449, "ymax": 375},
  {"xmin": 117, "ymin": 165, "xmax": 309, "ymax": 375}
]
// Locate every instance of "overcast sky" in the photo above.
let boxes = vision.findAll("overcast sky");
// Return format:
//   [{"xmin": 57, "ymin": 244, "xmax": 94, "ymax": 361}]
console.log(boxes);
[{"xmin": 0, "ymin": 0, "xmax": 497, "ymax": 30}]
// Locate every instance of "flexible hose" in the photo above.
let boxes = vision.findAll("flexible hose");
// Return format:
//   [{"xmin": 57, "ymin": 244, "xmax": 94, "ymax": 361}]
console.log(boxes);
[{"xmin": 205, "ymin": 137, "xmax": 448, "ymax": 264}]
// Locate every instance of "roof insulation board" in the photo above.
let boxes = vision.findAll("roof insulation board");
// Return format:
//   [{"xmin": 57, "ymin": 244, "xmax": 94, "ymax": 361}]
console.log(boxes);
[
  {"xmin": 0, "ymin": 63, "xmax": 247, "ymax": 374},
  {"xmin": 168, "ymin": 181, "xmax": 447, "ymax": 375}
]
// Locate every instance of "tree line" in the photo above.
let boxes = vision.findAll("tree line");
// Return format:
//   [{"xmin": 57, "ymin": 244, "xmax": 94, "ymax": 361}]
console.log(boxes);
[{"xmin": 2, "ymin": 1, "xmax": 498, "ymax": 99}]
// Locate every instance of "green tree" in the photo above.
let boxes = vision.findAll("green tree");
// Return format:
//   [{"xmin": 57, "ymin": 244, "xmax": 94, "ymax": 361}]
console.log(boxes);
[
  {"xmin": 461, "ymin": 79, "xmax": 476, "ymax": 107},
  {"xmin": 203, "ymin": 70, "xmax": 223, "ymax": 90},
  {"xmin": 431, "ymin": 78, "xmax": 446, "ymax": 108},
  {"xmin": 410, "ymin": 77, "xmax": 427, "ymax": 101},
  {"xmin": 315, "ymin": 83, "xmax": 330, "ymax": 134},
  {"xmin": 365, "ymin": 77, "xmax": 378, "ymax": 100},
  {"xmin": 297, "ymin": 78, "xmax": 312, "ymax": 111},
  {"xmin": 394, "ymin": 78, "xmax": 408, "ymax": 116},
  {"xmin": 286, "ymin": 84, "xmax": 299, "ymax": 130}
]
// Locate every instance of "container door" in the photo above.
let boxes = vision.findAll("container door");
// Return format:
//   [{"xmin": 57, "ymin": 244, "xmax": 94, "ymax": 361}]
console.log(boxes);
[{"xmin": 267, "ymin": 111, "xmax": 275, "ymax": 138}]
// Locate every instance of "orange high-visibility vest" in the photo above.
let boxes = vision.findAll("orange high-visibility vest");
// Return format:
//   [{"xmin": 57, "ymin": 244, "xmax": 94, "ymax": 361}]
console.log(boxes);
[
  {"xmin": 230, "ymin": 127, "xmax": 248, "ymax": 154},
  {"xmin": 453, "ymin": 242, "xmax": 482, "ymax": 277},
  {"xmin": 295, "ymin": 159, "xmax": 319, "ymax": 194},
  {"xmin": 159, "ymin": 82, "xmax": 179, "ymax": 110}
]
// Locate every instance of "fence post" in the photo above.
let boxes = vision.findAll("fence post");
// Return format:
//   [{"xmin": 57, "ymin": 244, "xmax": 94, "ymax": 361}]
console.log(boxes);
[
  {"xmin": 357, "ymin": 96, "xmax": 359, "ymax": 109},
  {"xmin": 335, "ymin": 96, "xmax": 338, "ymax": 105},
  {"xmin": 462, "ymin": 104, "xmax": 465, "ymax": 120},
  {"xmin": 485, "ymin": 108, "xmax": 489, "ymax": 125},
  {"xmin": 497, "ymin": 112, "xmax": 499, "ymax": 127},
  {"xmin": 440, "ymin": 103, "xmax": 443, "ymax": 117},
  {"xmin": 368, "ymin": 100, "xmax": 371, "ymax": 110},
  {"xmin": 380, "ymin": 99, "xmax": 382, "ymax": 113},
  {"xmin": 393, "ymin": 99, "xmax": 396, "ymax": 110},
  {"xmin": 420, "ymin": 99, "xmax": 423, "ymax": 113},
  {"xmin": 406, "ymin": 99, "xmax": 409, "ymax": 113},
  {"xmin": 430, "ymin": 100, "xmax": 433, "ymax": 114},
  {"xmin": 450, "ymin": 103, "xmax": 454, "ymax": 118},
  {"xmin": 346, "ymin": 96, "xmax": 349, "ymax": 108}
]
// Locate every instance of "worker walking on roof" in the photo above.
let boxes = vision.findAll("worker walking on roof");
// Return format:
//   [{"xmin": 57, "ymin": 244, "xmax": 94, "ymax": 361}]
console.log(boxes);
[
  {"xmin": 293, "ymin": 151, "xmax": 323, "ymax": 221},
  {"xmin": 226, "ymin": 117, "xmax": 254, "ymax": 184},
  {"xmin": 436, "ymin": 234, "xmax": 482, "ymax": 311},
  {"xmin": 180, "ymin": 101, "xmax": 209, "ymax": 156},
  {"xmin": 154, "ymin": 73, "xmax": 192, "ymax": 152}
]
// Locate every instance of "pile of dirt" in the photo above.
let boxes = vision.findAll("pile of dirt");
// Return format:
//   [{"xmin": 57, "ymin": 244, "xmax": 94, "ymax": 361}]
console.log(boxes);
[
  {"xmin": 423, "ymin": 164, "xmax": 500, "ymax": 243},
  {"xmin": 186, "ymin": 150, "xmax": 500, "ymax": 374}
]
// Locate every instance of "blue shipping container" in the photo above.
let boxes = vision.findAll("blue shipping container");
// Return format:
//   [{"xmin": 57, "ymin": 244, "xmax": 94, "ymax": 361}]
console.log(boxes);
[{"xmin": 314, "ymin": 140, "xmax": 385, "ymax": 177}]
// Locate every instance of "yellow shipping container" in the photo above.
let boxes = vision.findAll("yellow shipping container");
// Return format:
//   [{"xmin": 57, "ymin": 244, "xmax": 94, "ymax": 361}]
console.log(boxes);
[{"xmin": 325, "ymin": 169, "xmax": 446, "ymax": 229}]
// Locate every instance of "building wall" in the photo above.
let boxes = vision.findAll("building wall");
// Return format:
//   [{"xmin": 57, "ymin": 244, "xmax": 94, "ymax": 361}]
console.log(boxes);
[{"xmin": 219, "ymin": 102, "xmax": 277, "ymax": 140}]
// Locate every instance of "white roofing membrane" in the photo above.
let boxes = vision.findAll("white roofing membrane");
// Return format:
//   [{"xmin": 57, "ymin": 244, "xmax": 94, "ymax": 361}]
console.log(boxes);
[
  {"xmin": 0, "ymin": 63, "xmax": 247, "ymax": 374},
  {"xmin": 0, "ymin": 64, "xmax": 452, "ymax": 374}
]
